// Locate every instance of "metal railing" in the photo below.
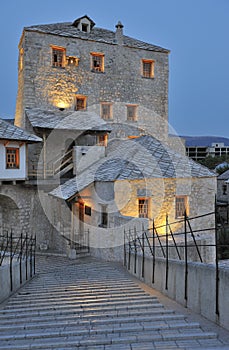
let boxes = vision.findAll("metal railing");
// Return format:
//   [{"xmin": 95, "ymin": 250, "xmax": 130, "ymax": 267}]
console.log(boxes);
[
  {"xmin": 0, "ymin": 230, "xmax": 36, "ymax": 291},
  {"xmin": 28, "ymin": 149, "xmax": 73, "ymax": 179},
  {"xmin": 62, "ymin": 230, "xmax": 90, "ymax": 254},
  {"xmin": 124, "ymin": 209, "xmax": 229, "ymax": 317}
]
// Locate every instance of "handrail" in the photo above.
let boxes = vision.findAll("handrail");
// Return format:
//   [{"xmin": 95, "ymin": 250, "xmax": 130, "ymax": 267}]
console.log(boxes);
[{"xmin": 28, "ymin": 149, "xmax": 73, "ymax": 178}]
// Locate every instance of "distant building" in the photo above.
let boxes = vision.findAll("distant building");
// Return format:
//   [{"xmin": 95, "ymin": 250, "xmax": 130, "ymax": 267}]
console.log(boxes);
[{"xmin": 183, "ymin": 136, "xmax": 229, "ymax": 161}]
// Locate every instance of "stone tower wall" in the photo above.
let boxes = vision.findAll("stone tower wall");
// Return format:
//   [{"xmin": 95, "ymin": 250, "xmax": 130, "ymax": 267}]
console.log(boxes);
[{"xmin": 15, "ymin": 29, "xmax": 169, "ymax": 141}]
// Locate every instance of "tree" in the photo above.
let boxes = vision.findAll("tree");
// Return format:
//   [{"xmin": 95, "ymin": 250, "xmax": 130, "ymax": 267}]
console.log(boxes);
[{"xmin": 197, "ymin": 155, "xmax": 229, "ymax": 173}]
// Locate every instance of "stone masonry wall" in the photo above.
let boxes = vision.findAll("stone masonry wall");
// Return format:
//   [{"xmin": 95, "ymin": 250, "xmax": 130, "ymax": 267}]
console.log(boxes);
[{"xmin": 15, "ymin": 30, "xmax": 169, "ymax": 141}]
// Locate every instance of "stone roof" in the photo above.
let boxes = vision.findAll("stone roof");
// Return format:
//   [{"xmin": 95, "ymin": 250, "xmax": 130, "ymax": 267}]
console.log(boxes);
[
  {"xmin": 24, "ymin": 20, "xmax": 170, "ymax": 54},
  {"xmin": 50, "ymin": 135, "xmax": 215, "ymax": 200},
  {"xmin": 0, "ymin": 118, "xmax": 42, "ymax": 142},
  {"xmin": 26, "ymin": 108, "xmax": 112, "ymax": 132},
  {"xmin": 218, "ymin": 169, "xmax": 229, "ymax": 180}
]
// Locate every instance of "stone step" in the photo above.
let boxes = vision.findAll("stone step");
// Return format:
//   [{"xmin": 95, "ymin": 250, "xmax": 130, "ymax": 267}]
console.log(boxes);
[
  {"xmin": 0, "ymin": 303, "xmax": 165, "ymax": 318},
  {"xmin": 18, "ymin": 284, "xmax": 144, "ymax": 295},
  {"xmin": 6, "ymin": 294, "xmax": 157, "ymax": 306},
  {"xmin": 0, "ymin": 321, "xmax": 202, "ymax": 339},
  {"xmin": 3, "ymin": 296, "xmax": 160, "ymax": 310},
  {"xmin": 0, "ymin": 307, "xmax": 176, "ymax": 323},
  {"xmin": 0, "ymin": 315, "xmax": 189, "ymax": 333},
  {"xmin": 0, "ymin": 330, "xmax": 217, "ymax": 350}
]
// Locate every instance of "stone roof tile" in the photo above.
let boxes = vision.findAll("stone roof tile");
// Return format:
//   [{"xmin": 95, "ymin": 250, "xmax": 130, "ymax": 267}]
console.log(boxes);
[
  {"xmin": 24, "ymin": 21, "xmax": 170, "ymax": 53},
  {"xmin": 0, "ymin": 118, "xmax": 42, "ymax": 142},
  {"xmin": 26, "ymin": 108, "xmax": 112, "ymax": 132},
  {"xmin": 50, "ymin": 135, "xmax": 215, "ymax": 200}
]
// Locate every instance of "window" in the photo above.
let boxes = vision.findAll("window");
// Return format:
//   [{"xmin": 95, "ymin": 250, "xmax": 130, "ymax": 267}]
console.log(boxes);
[
  {"xmin": 91, "ymin": 52, "xmax": 104, "ymax": 72},
  {"xmin": 223, "ymin": 184, "xmax": 227, "ymax": 195},
  {"xmin": 75, "ymin": 95, "xmax": 87, "ymax": 111},
  {"xmin": 101, "ymin": 102, "xmax": 112, "ymax": 120},
  {"xmin": 127, "ymin": 105, "xmax": 138, "ymax": 121},
  {"xmin": 142, "ymin": 59, "xmax": 155, "ymax": 78},
  {"xmin": 6, "ymin": 148, "xmax": 19, "ymax": 169},
  {"xmin": 175, "ymin": 196, "xmax": 188, "ymax": 218},
  {"xmin": 97, "ymin": 134, "xmax": 108, "ymax": 147},
  {"xmin": 138, "ymin": 199, "xmax": 148, "ymax": 218},
  {"xmin": 52, "ymin": 46, "xmax": 65, "ymax": 68},
  {"xmin": 82, "ymin": 23, "xmax": 88, "ymax": 32},
  {"xmin": 101, "ymin": 205, "xmax": 108, "ymax": 227},
  {"xmin": 85, "ymin": 205, "xmax": 92, "ymax": 216}
]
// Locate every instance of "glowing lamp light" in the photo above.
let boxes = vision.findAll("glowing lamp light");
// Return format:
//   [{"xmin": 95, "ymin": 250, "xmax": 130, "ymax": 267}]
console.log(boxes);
[{"xmin": 55, "ymin": 101, "xmax": 69, "ymax": 110}]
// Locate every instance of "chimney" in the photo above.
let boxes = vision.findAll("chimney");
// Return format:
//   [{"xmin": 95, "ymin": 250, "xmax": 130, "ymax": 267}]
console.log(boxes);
[{"xmin": 115, "ymin": 21, "xmax": 124, "ymax": 45}]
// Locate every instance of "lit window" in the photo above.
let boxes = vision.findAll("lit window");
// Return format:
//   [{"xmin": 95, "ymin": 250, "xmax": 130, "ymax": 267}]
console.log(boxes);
[
  {"xmin": 175, "ymin": 196, "xmax": 188, "ymax": 218},
  {"xmin": 75, "ymin": 95, "xmax": 87, "ymax": 111},
  {"xmin": 6, "ymin": 148, "xmax": 19, "ymax": 169},
  {"xmin": 91, "ymin": 52, "xmax": 104, "ymax": 72},
  {"xmin": 52, "ymin": 46, "xmax": 66, "ymax": 68},
  {"xmin": 127, "ymin": 105, "xmax": 138, "ymax": 121},
  {"xmin": 138, "ymin": 199, "xmax": 148, "ymax": 218},
  {"xmin": 142, "ymin": 59, "xmax": 154, "ymax": 78},
  {"xmin": 97, "ymin": 134, "xmax": 108, "ymax": 147},
  {"xmin": 101, "ymin": 103, "xmax": 112, "ymax": 120}
]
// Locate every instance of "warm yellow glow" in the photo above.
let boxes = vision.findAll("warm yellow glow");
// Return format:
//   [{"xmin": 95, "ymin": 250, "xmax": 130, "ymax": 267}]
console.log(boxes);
[{"xmin": 55, "ymin": 101, "xmax": 70, "ymax": 109}]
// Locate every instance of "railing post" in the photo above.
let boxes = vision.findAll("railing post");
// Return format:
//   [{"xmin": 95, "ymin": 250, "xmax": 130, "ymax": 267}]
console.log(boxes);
[
  {"xmin": 142, "ymin": 228, "xmax": 145, "ymax": 278},
  {"xmin": 165, "ymin": 214, "xmax": 169, "ymax": 290},
  {"xmin": 215, "ymin": 199, "xmax": 220, "ymax": 316},
  {"xmin": 184, "ymin": 211, "xmax": 188, "ymax": 304},
  {"xmin": 25, "ymin": 232, "xmax": 28, "ymax": 280},
  {"xmin": 30, "ymin": 236, "xmax": 33, "ymax": 278},
  {"xmin": 128, "ymin": 228, "xmax": 131, "ymax": 270},
  {"xmin": 10, "ymin": 229, "xmax": 13, "ymax": 291},
  {"xmin": 152, "ymin": 220, "xmax": 155, "ymax": 284},
  {"xmin": 87, "ymin": 229, "xmax": 90, "ymax": 253},
  {"xmin": 34, "ymin": 235, "xmax": 36, "ymax": 275},
  {"xmin": 20, "ymin": 232, "xmax": 23, "ymax": 284},
  {"xmin": 134, "ymin": 227, "xmax": 137, "ymax": 274},
  {"xmin": 124, "ymin": 229, "xmax": 126, "ymax": 267}
]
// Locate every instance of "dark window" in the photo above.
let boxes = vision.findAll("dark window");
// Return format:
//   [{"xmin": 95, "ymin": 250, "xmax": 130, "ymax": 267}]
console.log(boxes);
[
  {"xmin": 101, "ymin": 205, "xmax": 108, "ymax": 227},
  {"xmin": 91, "ymin": 53, "xmax": 104, "ymax": 72},
  {"xmin": 101, "ymin": 103, "xmax": 112, "ymax": 120},
  {"xmin": 175, "ymin": 196, "xmax": 188, "ymax": 218},
  {"xmin": 75, "ymin": 96, "xmax": 87, "ymax": 111},
  {"xmin": 127, "ymin": 105, "xmax": 138, "ymax": 121},
  {"xmin": 85, "ymin": 206, "xmax": 92, "ymax": 216},
  {"xmin": 223, "ymin": 184, "xmax": 227, "ymax": 195},
  {"xmin": 82, "ymin": 23, "xmax": 88, "ymax": 32},
  {"xmin": 52, "ymin": 47, "xmax": 65, "ymax": 68}
]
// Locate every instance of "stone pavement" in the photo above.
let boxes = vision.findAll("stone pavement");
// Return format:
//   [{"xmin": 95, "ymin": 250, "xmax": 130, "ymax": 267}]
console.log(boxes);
[{"xmin": 0, "ymin": 254, "xmax": 229, "ymax": 350}]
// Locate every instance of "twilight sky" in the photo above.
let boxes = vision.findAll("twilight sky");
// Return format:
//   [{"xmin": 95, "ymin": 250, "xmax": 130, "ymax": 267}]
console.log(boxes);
[{"xmin": 0, "ymin": 0, "xmax": 228, "ymax": 137}]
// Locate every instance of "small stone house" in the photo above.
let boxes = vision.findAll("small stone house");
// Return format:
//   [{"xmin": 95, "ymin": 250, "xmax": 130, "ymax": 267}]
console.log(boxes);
[{"xmin": 0, "ymin": 118, "xmax": 41, "ymax": 182}]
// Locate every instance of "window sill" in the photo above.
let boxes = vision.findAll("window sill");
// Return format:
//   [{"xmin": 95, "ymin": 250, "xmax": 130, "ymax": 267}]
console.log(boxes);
[
  {"xmin": 52, "ymin": 66, "xmax": 65, "ymax": 69},
  {"xmin": 141, "ymin": 76, "xmax": 154, "ymax": 79},
  {"xmin": 91, "ymin": 70, "xmax": 105, "ymax": 74}
]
